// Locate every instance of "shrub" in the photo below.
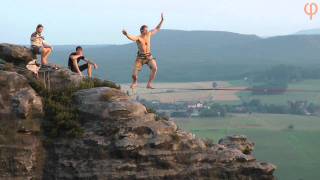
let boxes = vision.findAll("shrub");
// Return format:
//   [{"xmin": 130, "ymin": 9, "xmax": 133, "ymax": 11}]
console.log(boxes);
[
  {"xmin": 79, "ymin": 78, "xmax": 120, "ymax": 90},
  {"xmin": 2, "ymin": 63, "xmax": 15, "ymax": 71},
  {"xmin": 200, "ymin": 104, "xmax": 227, "ymax": 117},
  {"xmin": 145, "ymin": 106, "xmax": 169, "ymax": 121},
  {"xmin": 288, "ymin": 124, "xmax": 294, "ymax": 130},
  {"xmin": 146, "ymin": 107, "xmax": 157, "ymax": 114},
  {"xmin": 203, "ymin": 138, "xmax": 215, "ymax": 147},
  {"xmin": 28, "ymin": 76, "xmax": 120, "ymax": 138}
]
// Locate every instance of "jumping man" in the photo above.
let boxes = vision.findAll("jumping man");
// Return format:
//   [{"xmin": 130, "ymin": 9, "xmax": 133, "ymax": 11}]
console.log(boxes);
[
  {"xmin": 30, "ymin": 24, "xmax": 52, "ymax": 65},
  {"xmin": 68, "ymin": 46, "xmax": 98, "ymax": 78},
  {"xmin": 122, "ymin": 13, "xmax": 164, "ymax": 89}
]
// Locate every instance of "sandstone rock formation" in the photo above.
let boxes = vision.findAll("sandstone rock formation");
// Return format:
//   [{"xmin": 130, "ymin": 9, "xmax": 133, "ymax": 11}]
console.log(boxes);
[
  {"xmin": 219, "ymin": 135, "xmax": 255, "ymax": 155},
  {"xmin": 0, "ymin": 44, "xmax": 35, "ymax": 65},
  {"xmin": 42, "ymin": 87, "xmax": 275, "ymax": 179},
  {"xmin": 0, "ymin": 71, "xmax": 43, "ymax": 119},
  {"xmin": 0, "ymin": 70, "xmax": 44, "ymax": 180},
  {"xmin": 0, "ymin": 43, "xmax": 83, "ymax": 91},
  {"xmin": 0, "ymin": 44, "xmax": 276, "ymax": 180},
  {"xmin": 37, "ymin": 67, "xmax": 83, "ymax": 90}
]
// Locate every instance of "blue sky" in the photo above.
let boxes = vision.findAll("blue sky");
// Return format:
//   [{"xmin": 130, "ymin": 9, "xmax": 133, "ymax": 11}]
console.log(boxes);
[{"xmin": 0, "ymin": 0, "xmax": 319, "ymax": 45}]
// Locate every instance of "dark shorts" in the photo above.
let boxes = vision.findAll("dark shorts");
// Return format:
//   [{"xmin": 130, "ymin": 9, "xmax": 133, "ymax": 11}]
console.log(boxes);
[
  {"xmin": 31, "ymin": 45, "xmax": 43, "ymax": 55},
  {"xmin": 69, "ymin": 63, "xmax": 89, "ymax": 72}
]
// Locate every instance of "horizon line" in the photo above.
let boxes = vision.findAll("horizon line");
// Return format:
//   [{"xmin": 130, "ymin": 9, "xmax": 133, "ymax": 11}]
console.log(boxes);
[{"xmin": 2, "ymin": 28, "xmax": 319, "ymax": 46}]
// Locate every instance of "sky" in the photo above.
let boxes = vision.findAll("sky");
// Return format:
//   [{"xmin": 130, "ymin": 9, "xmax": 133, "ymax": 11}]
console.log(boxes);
[{"xmin": 0, "ymin": 0, "xmax": 319, "ymax": 45}]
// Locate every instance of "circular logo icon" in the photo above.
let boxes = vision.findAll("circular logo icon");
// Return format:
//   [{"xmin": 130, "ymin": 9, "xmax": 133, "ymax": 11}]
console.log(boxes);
[{"xmin": 305, "ymin": 2, "xmax": 319, "ymax": 20}]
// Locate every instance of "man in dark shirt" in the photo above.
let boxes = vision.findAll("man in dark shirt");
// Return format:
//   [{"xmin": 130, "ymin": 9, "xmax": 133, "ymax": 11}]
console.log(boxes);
[{"xmin": 68, "ymin": 46, "xmax": 98, "ymax": 78}]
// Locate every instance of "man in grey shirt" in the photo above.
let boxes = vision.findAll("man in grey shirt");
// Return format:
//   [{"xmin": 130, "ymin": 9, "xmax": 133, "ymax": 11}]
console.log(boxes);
[{"xmin": 30, "ymin": 24, "xmax": 52, "ymax": 65}]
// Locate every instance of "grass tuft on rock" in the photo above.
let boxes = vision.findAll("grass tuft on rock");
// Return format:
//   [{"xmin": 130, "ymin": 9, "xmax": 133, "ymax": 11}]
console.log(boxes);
[
  {"xmin": 4, "ymin": 63, "xmax": 15, "ymax": 71},
  {"xmin": 203, "ymin": 138, "xmax": 215, "ymax": 147},
  {"xmin": 145, "ymin": 106, "xmax": 169, "ymax": 121},
  {"xmin": 0, "ymin": 62, "xmax": 15, "ymax": 72},
  {"xmin": 80, "ymin": 78, "xmax": 120, "ymax": 90}
]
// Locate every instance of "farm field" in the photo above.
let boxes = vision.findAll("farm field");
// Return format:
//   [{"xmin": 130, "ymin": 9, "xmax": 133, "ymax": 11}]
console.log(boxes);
[
  {"xmin": 122, "ymin": 81, "xmax": 245, "ymax": 103},
  {"xmin": 230, "ymin": 79, "xmax": 320, "ymax": 105},
  {"xmin": 174, "ymin": 114, "xmax": 320, "ymax": 180},
  {"xmin": 122, "ymin": 79, "xmax": 320, "ymax": 106}
]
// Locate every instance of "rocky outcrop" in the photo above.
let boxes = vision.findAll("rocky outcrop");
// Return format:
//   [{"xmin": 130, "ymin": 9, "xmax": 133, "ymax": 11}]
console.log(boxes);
[
  {"xmin": 0, "ymin": 44, "xmax": 276, "ymax": 180},
  {"xmin": 0, "ymin": 70, "xmax": 43, "ymax": 120},
  {"xmin": 43, "ymin": 87, "xmax": 276, "ymax": 180},
  {"xmin": 0, "ymin": 43, "xmax": 83, "ymax": 91},
  {"xmin": 0, "ymin": 70, "xmax": 44, "ymax": 180},
  {"xmin": 37, "ymin": 67, "xmax": 83, "ymax": 91},
  {"xmin": 219, "ymin": 135, "xmax": 255, "ymax": 155},
  {"xmin": 0, "ymin": 44, "xmax": 35, "ymax": 65}
]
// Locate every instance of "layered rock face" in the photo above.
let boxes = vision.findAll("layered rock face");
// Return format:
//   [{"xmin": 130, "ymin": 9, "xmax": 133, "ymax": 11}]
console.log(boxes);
[
  {"xmin": 0, "ymin": 71, "xmax": 44, "ymax": 180},
  {"xmin": 219, "ymin": 135, "xmax": 255, "ymax": 155},
  {"xmin": 43, "ymin": 87, "xmax": 275, "ymax": 179},
  {"xmin": 0, "ymin": 71, "xmax": 43, "ymax": 118},
  {"xmin": 0, "ymin": 44, "xmax": 35, "ymax": 65},
  {"xmin": 36, "ymin": 67, "xmax": 83, "ymax": 90},
  {"xmin": 0, "ymin": 44, "xmax": 276, "ymax": 180}
]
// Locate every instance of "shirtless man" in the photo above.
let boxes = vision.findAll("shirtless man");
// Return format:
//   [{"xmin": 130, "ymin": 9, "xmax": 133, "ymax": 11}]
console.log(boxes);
[
  {"xmin": 30, "ymin": 24, "xmax": 52, "ymax": 65},
  {"xmin": 122, "ymin": 13, "xmax": 164, "ymax": 89}
]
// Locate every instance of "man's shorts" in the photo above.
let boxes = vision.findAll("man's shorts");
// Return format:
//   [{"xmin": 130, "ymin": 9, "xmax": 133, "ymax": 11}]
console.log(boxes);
[
  {"xmin": 69, "ymin": 63, "xmax": 89, "ymax": 72},
  {"xmin": 133, "ymin": 57, "xmax": 156, "ymax": 76},
  {"xmin": 31, "ymin": 45, "xmax": 43, "ymax": 55}
]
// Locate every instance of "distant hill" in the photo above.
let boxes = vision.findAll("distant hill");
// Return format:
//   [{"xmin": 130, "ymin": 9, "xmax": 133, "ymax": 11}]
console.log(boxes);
[
  {"xmin": 50, "ymin": 30, "xmax": 320, "ymax": 83},
  {"xmin": 296, "ymin": 28, "xmax": 320, "ymax": 35}
]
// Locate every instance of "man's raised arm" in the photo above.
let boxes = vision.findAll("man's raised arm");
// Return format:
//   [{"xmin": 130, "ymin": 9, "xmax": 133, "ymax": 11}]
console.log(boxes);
[
  {"xmin": 151, "ymin": 13, "xmax": 164, "ymax": 36},
  {"xmin": 122, "ymin": 30, "xmax": 139, "ymax": 41}
]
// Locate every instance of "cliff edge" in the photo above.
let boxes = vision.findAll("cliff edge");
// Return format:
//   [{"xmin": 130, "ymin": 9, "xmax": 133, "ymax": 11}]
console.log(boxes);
[{"xmin": 0, "ymin": 43, "xmax": 276, "ymax": 180}]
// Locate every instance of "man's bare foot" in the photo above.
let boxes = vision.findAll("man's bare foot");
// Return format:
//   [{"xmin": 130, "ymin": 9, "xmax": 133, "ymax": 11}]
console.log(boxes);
[
  {"xmin": 130, "ymin": 82, "xmax": 138, "ymax": 89},
  {"xmin": 146, "ymin": 84, "xmax": 155, "ymax": 89}
]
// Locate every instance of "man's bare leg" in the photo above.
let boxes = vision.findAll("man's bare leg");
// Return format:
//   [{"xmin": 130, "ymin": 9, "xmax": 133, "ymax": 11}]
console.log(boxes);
[
  {"xmin": 41, "ymin": 48, "xmax": 52, "ymax": 65},
  {"xmin": 42, "ymin": 48, "xmax": 50, "ymax": 65},
  {"xmin": 131, "ymin": 74, "xmax": 138, "ymax": 89},
  {"xmin": 41, "ymin": 48, "xmax": 48, "ymax": 65},
  {"xmin": 45, "ymin": 48, "xmax": 52, "ymax": 64},
  {"xmin": 87, "ymin": 64, "xmax": 93, "ymax": 78},
  {"xmin": 147, "ymin": 60, "xmax": 158, "ymax": 89},
  {"xmin": 131, "ymin": 59, "xmax": 141, "ymax": 89}
]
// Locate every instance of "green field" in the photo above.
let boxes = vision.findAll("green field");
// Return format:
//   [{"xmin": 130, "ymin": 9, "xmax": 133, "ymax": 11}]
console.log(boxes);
[
  {"xmin": 174, "ymin": 114, "xmax": 320, "ymax": 180},
  {"xmin": 229, "ymin": 79, "xmax": 320, "ymax": 105}
]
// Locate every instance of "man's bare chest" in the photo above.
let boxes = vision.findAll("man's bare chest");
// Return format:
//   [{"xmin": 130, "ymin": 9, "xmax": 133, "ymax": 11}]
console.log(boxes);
[{"xmin": 138, "ymin": 37, "xmax": 151, "ymax": 46}]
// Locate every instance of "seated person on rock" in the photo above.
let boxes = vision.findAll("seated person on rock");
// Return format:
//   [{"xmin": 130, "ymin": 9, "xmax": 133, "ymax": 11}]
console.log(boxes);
[
  {"xmin": 30, "ymin": 24, "xmax": 52, "ymax": 65},
  {"xmin": 68, "ymin": 46, "xmax": 98, "ymax": 78}
]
